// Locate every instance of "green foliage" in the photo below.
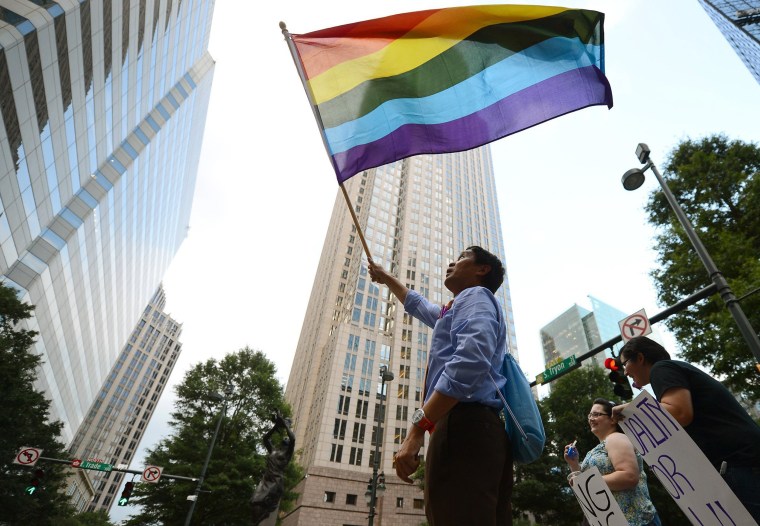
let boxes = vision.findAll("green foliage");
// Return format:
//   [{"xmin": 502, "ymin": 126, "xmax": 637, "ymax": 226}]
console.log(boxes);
[
  {"xmin": 645, "ymin": 134, "xmax": 760, "ymax": 400},
  {"xmin": 56, "ymin": 510, "xmax": 117, "ymax": 525},
  {"xmin": 513, "ymin": 365, "xmax": 688, "ymax": 524},
  {"xmin": 122, "ymin": 347, "xmax": 303, "ymax": 525},
  {"xmin": 0, "ymin": 283, "xmax": 76, "ymax": 524}
]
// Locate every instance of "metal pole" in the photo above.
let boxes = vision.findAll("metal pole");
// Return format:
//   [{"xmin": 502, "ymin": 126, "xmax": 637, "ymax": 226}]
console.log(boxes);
[
  {"xmin": 184, "ymin": 397, "xmax": 227, "ymax": 526},
  {"xmin": 646, "ymin": 159, "xmax": 760, "ymax": 367},
  {"xmin": 368, "ymin": 373, "xmax": 383, "ymax": 526}
]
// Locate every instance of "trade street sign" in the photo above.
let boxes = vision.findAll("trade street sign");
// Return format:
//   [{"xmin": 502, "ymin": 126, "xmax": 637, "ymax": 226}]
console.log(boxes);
[
  {"xmin": 537, "ymin": 355, "xmax": 580, "ymax": 384},
  {"xmin": 618, "ymin": 308, "xmax": 652, "ymax": 342},
  {"xmin": 79, "ymin": 460, "xmax": 113, "ymax": 472},
  {"xmin": 13, "ymin": 447, "xmax": 42, "ymax": 466},
  {"xmin": 141, "ymin": 465, "xmax": 163, "ymax": 484}
]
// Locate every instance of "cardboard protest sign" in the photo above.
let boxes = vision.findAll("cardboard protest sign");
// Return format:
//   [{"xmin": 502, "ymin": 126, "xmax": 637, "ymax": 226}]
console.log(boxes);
[
  {"xmin": 570, "ymin": 466, "xmax": 628, "ymax": 526},
  {"xmin": 619, "ymin": 390, "xmax": 756, "ymax": 525}
]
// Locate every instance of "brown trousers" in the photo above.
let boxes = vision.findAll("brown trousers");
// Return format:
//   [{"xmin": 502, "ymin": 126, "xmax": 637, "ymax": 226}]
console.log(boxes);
[{"xmin": 425, "ymin": 403, "xmax": 513, "ymax": 526}]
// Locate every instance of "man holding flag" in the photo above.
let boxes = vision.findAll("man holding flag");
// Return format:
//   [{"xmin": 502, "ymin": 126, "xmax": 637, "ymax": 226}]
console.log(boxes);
[{"xmin": 369, "ymin": 246, "xmax": 512, "ymax": 525}]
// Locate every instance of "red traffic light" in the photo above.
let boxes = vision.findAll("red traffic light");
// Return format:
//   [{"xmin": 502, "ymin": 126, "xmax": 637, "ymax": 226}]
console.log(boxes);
[{"xmin": 604, "ymin": 357, "xmax": 620, "ymax": 371}]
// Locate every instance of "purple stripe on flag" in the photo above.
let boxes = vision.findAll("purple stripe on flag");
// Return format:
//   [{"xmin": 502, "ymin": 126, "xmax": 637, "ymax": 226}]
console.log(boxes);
[{"xmin": 332, "ymin": 65, "xmax": 613, "ymax": 183}]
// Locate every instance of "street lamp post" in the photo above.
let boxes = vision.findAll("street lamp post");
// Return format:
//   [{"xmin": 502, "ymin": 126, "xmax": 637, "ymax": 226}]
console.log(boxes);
[
  {"xmin": 622, "ymin": 143, "xmax": 760, "ymax": 370},
  {"xmin": 184, "ymin": 384, "xmax": 234, "ymax": 526},
  {"xmin": 366, "ymin": 365, "xmax": 393, "ymax": 526}
]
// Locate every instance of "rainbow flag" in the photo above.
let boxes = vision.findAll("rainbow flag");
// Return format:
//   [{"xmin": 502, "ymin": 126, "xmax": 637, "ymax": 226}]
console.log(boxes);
[{"xmin": 289, "ymin": 5, "xmax": 613, "ymax": 183}]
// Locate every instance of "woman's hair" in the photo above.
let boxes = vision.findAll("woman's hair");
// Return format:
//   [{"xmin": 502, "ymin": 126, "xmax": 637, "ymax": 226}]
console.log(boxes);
[
  {"xmin": 592, "ymin": 397, "xmax": 623, "ymax": 433},
  {"xmin": 620, "ymin": 336, "xmax": 671, "ymax": 364}
]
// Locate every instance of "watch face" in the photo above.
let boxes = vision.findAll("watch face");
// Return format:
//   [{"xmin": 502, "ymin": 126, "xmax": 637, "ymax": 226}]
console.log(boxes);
[{"xmin": 412, "ymin": 409, "xmax": 424, "ymax": 424}]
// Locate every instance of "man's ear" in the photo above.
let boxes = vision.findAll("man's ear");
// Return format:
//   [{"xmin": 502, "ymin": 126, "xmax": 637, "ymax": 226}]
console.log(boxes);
[{"xmin": 476, "ymin": 264, "xmax": 491, "ymax": 277}]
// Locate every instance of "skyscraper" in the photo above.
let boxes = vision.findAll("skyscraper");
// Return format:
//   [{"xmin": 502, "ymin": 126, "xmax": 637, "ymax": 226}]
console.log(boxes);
[
  {"xmin": 283, "ymin": 148, "xmax": 517, "ymax": 525},
  {"xmin": 540, "ymin": 296, "xmax": 628, "ymax": 367},
  {"xmin": 66, "ymin": 285, "xmax": 182, "ymax": 512},
  {"xmin": 0, "ymin": 0, "xmax": 214, "ymax": 442},
  {"xmin": 698, "ymin": 0, "xmax": 760, "ymax": 84}
]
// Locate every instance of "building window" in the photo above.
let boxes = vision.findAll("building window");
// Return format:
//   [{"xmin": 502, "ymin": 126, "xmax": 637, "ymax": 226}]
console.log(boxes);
[
  {"xmin": 348, "ymin": 446, "xmax": 363, "ymax": 466},
  {"xmin": 413, "ymin": 498, "xmax": 424, "ymax": 509},
  {"xmin": 330, "ymin": 444, "xmax": 343, "ymax": 463},
  {"xmin": 346, "ymin": 494, "xmax": 357, "ymax": 505},
  {"xmin": 324, "ymin": 491, "xmax": 336, "ymax": 503},
  {"xmin": 396, "ymin": 497, "xmax": 404, "ymax": 508}
]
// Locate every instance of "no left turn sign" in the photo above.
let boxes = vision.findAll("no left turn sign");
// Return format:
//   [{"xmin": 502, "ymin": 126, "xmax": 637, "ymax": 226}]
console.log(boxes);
[
  {"xmin": 618, "ymin": 309, "xmax": 652, "ymax": 342},
  {"xmin": 141, "ymin": 465, "xmax": 163, "ymax": 483},
  {"xmin": 13, "ymin": 447, "xmax": 43, "ymax": 466}
]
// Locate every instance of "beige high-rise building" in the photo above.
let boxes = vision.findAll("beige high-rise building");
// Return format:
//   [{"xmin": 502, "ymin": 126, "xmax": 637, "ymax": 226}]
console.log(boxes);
[
  {"xmin": 66, "ymin": 285, "xmax": 182, "ymax": 513},
  {"xmin": 283, "ymin": 147, "xmax": 518, "ymax": 526}
]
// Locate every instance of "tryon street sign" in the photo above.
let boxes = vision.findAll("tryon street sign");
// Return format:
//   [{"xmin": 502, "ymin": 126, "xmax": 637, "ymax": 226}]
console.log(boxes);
[{"xmin": 537, "ymin": 355, "xmax": 579, "ymax": 384}]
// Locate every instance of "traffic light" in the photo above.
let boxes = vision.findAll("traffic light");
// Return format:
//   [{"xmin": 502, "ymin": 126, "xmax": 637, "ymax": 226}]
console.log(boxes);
[
  {"xmin": 118, "ymin": 481, "xmax": 134, "ymax": 506},
  {"xmin": 25, "ymin": 468, "xmax": 44, "ymax": 495},
  {"xmin": 604, "ymin": 357, "xmax": 633, "ymax": 400}
]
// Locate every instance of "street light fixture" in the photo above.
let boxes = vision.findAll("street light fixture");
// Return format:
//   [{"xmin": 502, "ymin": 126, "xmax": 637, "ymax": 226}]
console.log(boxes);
[
  {"xmin": 184, "ymin": 384, "xmax": 235, "ymax": 526},
  {"xmin": 368, "ymin": 365, "xmax": 393, "ymax": 526},
  {"xmin": 622, "ymin": 143, "xmax": 760, "ymax": 371}
]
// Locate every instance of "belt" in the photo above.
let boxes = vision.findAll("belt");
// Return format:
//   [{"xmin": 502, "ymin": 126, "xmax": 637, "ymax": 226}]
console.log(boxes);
[{"xmin": 454, "ymin": 402, "xmax": 501, "ymax": 414}]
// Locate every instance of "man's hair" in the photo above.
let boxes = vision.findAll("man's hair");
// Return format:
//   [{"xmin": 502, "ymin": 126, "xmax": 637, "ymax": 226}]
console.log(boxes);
[
  {"xmin": 620, "ymin": 336, "xmax": 671, "ymax": 364},
  {"xmin": 466, "ymin": 245, "xmax": 505, "ymax": 293}
]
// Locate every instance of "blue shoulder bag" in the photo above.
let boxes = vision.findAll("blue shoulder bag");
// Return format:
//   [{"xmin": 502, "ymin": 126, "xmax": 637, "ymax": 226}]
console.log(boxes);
[{"xmin": 490, "ymin": 352, "xmax": 545, "ymax": 464}]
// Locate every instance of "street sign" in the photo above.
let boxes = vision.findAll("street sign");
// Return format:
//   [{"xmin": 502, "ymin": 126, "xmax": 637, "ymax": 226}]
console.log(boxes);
[
  {"xmin": 13, "ymin": 447, "xmax": 42, "ymax": 466},
  {"xmin": 618, "ymin": 309, "xmax": 652, "ymax": 342},
  {"xmin": 141, "ymin": 465, "xmax": 163, "ymax": 483},
  {"xmin": 537, "ymin": 355, "xmax": 579, "ymax": 384},
  {"xmin": 71, "ymin": 459, "xmax": 82, "ymax": 468},
  {"xmin": 79, "ymin": 460, "xmax": 112, "ymax": 472}
]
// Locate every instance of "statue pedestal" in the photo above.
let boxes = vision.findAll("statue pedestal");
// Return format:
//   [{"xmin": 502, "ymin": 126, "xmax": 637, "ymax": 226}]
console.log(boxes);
[{"xmin": 259, "ymin": 510, "xmax": 277, "ymax": 526}]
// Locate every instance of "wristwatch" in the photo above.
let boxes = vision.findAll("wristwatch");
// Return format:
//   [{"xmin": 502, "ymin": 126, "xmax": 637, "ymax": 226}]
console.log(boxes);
[{"xmin": 412, "ymin": 408, "xmax": 435, "ymax": 433}]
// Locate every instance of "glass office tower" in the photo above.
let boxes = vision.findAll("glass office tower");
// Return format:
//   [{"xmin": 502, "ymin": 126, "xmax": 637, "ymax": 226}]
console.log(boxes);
[
  {"xmin": 540, "ymin": 295, "xmax": 628, "ymax": 367},
  {"xmin": 699, "ymin": 0, "xmax": 760, "ymax": 84},
  {"xmin": 283, "ymin": 148, "xmax": 518, "ymax": 525},
  {"xmin": 0, "ymin": 0, "xmax": 214, "ymax": 443}
]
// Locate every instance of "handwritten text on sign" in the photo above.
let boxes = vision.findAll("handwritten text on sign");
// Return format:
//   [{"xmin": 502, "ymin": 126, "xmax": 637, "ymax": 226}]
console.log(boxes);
[
  {"xmin": 620, "ymin": 391, "xmax": 755, "ymax": 525},
  {"xmin": 570, "ymin": 466, "xmax": 628, "ymax": 526}
]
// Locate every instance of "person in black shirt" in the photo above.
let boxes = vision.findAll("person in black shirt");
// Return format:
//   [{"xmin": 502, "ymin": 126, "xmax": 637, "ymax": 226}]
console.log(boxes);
[{"xmin": 611, "ymin": 336, "xmax": 760, "ymax": 522}]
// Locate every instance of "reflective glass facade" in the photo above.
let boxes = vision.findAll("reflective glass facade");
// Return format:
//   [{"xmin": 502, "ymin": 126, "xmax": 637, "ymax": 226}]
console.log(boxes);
[
  {"xmin": 541, "ymin": 296, "xmax": 627, "ymax": 366},
  {"xmin": 699, "ymin": 0, "xmax": 760, "ymax": 84},
  {"xmin": 0, "ymin": 0, "xmax": 214, "ymax": 442},
  {"xmin": 283, "ymin": 148, "xmax": 518, "ymax": 525},
  {"xmin": 66, "ymin": 285, "xmax": 182, "ymax": 512}
]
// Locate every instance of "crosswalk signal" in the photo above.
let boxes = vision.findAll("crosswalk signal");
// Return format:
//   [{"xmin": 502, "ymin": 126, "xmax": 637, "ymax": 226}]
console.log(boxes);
[
  {"xmin": 25, "ymin": 468, "xmax": 44, "ymax": 495},
  {"xmin": 604, "ymin": 357, "xmax": 633, "ymax": 401},
  {"xmin": 118, "ymin": 481, "xmax": 134, "ymax": 506}
]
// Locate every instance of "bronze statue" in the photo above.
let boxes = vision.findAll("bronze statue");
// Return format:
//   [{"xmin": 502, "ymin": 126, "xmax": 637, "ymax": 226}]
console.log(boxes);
[{"xmin": 251, "ymin": 412, "xmax": 295, "ymax": 525}]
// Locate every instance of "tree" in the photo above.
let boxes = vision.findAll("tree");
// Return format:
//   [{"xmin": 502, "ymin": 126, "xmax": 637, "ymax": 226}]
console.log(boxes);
[
  {"xmin": 645, "ymin": 135, "xmax": 760, "ymax": 400},
  {"xmin": 513, "ymin": 365, "xmax": 686, "ymax": 524},
  {"xmin": 123, "ymin": 347, "xmax": 303, "ymax": 525},
  {"xmin": 56, "ymin": 510, "xmax": 117, "ymax": 525},
  {"xmin": 0, "ymin": 283, "xmax": 77, "ymax": 524}
]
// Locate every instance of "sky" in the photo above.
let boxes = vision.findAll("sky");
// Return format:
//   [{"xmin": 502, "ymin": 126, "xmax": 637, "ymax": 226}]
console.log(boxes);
[{"xmin": 111, "ymin": 0, "xmax": 760, "ymax": 520}]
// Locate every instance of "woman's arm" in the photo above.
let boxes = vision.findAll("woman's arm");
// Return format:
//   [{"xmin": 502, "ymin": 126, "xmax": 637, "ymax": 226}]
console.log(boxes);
[{"xmin": 603, "ymin": 433, "xmax": 640, "ymax": 491}]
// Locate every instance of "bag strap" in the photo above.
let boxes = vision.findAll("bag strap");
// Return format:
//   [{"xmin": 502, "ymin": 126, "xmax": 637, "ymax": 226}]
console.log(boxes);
[{"xmin": 489, "ymin": 373, "xmax": 528, "ymax": 442}]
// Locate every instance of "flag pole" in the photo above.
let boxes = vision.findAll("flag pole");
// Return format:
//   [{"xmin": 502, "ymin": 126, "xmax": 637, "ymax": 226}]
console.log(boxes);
[{"xmin": 280, "ymin": 22, "xmax": 373, "ymax": 262}]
